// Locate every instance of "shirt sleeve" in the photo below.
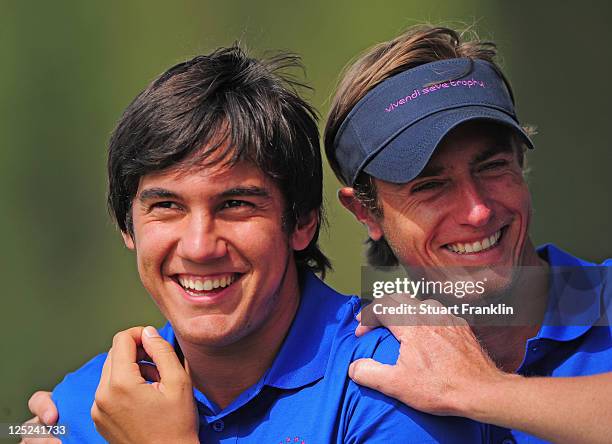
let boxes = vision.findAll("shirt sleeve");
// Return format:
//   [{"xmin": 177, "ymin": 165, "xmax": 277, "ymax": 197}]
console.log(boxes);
[
  {"xmin": 51, "ymin": 353, "xmax": 108, "ymax": 443},
  {"xmin": 343, "ymin": 334, "xmax": 484, "ymax": 444}
]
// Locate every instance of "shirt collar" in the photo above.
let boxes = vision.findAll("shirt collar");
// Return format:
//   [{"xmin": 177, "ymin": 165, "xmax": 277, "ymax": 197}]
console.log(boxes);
[
  {"xmin": 263, "ymin": 270, "xmax": 348, "ymax": 389},
  {"xmin": 158, "ymin": 270, "xmax": 347, "ymax": 390},
  {"xmin": 536, "ymin": 244, "xmax": 605, "ymax": 342}
]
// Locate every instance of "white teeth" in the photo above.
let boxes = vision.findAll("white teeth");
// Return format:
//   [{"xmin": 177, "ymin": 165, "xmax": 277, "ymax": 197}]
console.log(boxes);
[
  {"xmin": 446, "ymin": 229, "xmax": 502, "ymax": 254},
  {"xmin": 482, "ymin": 237, "xmax": 491, "ymax": 249},
  {"xmin": 177, "ymin": 274, "xmax": 236, "ymax": 292}
]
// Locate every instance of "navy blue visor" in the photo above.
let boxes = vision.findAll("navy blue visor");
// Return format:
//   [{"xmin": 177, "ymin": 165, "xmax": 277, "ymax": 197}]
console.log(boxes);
[{"xmin": 333, "ymin": 58, "xmax": 534, "ymax": 185}]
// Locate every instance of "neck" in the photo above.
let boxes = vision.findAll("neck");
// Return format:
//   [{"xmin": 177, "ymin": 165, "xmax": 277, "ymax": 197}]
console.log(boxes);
[
  {"xmin": 177, "ymin": 263, "xmax": 302, "ymax": 409},
  {"xmin": 473, "ymin": 242, "xmax": 550, "ymax": 372}
]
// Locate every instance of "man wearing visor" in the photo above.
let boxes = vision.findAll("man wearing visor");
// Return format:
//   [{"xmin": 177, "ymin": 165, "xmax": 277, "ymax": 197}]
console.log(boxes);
[
  {"xmin": 24, "ymin": 26, "xmax": 612, "ymax": 444},
  {"xmin": 325, "ymin": 26, "xmax": 612, "ymax": 444}
]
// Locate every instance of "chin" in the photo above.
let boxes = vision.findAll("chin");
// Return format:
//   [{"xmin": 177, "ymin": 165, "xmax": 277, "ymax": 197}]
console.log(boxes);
[
  {"xmin": 174, "ymin": 316, "xmax": 245, "ymax": 347},
  {"xmin": 181, "ymin": 329, "xmax": 246, "ymax": 348},
  {"xmin": 458, "ymin": 276, "xmax": 514, "ymax": 304}
]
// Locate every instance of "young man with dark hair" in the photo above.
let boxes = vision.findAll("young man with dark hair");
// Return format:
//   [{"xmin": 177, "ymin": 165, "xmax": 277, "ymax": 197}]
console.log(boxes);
[
  {"xmin": 24, "ymin": 46, "xmax": 481, "ymax": 443},
  {"xmin": 25, "ymin": 26, "xmax": 612, "ymax": 444}
]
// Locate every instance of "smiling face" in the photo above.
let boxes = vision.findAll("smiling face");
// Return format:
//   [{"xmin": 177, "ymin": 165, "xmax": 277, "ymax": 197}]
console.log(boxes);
[
  {"xmin": 342, "ymin": 122, "xmax": 541, "ymax": 298},
  {"xmin": 122, "ymin": 153, "xmax": 316, "ymax": 348}
]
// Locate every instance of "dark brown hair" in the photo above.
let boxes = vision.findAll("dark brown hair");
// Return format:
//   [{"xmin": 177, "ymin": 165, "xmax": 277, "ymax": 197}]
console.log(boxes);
[{"xmin": 108, "ymin": 46, "xmax": 331, "ymax": 275}]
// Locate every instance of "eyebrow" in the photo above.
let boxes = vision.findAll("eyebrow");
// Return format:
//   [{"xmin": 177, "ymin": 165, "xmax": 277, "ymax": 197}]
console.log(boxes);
[
  {"xmin": 414, "ymin": 164, "xmax": 446, "ymax": 179},
  {"xmin": 219, "ymin": 186, "xmax": 271, "ymax": 199},
  {"xmin": 138, "ymin": 187, "xmax": 180, "ymax": 202},
  {"xmin": 470, "ymin": 143, "xmax": 514, "ymax": 165},
  {"xmin": 413, "ymin": 142, "xmax": 515, "ymax": 181},
  {"xmin": 137, "ymin": 185, "xmax": 271, "ymax": 203}
]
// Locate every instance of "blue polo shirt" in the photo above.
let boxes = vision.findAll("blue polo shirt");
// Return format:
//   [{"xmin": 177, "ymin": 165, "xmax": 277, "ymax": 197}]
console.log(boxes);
[
  {"xmin": 52, "ymin": 271, "xmax": 483, "ymax": 443},
  {"xmin": 487, "ymin": 244, "xmax": 612, "ymax": 444}
]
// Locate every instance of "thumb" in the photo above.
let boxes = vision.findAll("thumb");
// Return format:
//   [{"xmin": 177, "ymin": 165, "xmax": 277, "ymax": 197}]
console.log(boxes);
[
  {"xmin": 348, "ymin": 358, "xmax": 396, "ymax": 396},
  {"xmin": 28, "ymin": 391, "xmax": 58, "ymax": 425},
  {"xmin": 141, "ymin": 326, "xmax": 188, "ymax": 386}
]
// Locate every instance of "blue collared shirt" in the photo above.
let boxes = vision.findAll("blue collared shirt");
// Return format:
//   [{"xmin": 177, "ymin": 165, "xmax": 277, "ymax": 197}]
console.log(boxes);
[
  {"xmin": 53, "ymin": 271, "xmax": 483, "ymax": 443},
  {"xmin": 487, "ymin": 244, "xmax": 612, "ymax": 444}
]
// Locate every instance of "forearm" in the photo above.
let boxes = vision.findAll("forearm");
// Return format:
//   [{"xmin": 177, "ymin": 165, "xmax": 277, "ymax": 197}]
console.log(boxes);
[{"xmin": 462, "ymin": 372, "xmax": 612, "ymax": 444}]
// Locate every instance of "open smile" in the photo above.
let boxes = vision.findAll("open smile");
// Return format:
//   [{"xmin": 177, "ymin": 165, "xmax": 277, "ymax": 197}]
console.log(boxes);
[
  {"xmin": 444, "ymin": 226, "xmax": 508, "ymax": 255},
  {"xmin": 173, "ymin": 273, "xmax": 243, "ymax": 299}
]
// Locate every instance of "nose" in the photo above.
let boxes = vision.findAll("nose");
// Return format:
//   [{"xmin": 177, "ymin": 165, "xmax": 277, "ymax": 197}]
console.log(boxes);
[
  {"xmin": 454, "ymin": 179, "xmax": 493, "ymax": 228},
  {"xmin": 177, "ymin": 213, "xmax": 227, "ymax": 262}
]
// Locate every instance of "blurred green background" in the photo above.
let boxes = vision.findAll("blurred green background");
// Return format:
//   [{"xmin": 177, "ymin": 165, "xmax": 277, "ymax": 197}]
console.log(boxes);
[{"xmin": 2, "ymin": 0, "xmax": 611, "ymax": 425}]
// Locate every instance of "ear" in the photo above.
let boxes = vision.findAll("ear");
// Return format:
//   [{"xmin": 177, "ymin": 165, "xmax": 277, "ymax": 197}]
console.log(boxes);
[
  {"xmin": 121, "ymin": 230, "xmax": 135, "ymax": 250},
  {"xmin": 290, "ymin": 209, "xmax": 319, "ymax": 251},
  {"xmin": 337, "ymin": 187, "xmax": 384, "ymax": 241}
]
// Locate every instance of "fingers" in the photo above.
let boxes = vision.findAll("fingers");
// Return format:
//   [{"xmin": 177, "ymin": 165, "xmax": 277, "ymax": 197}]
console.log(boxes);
[
  {"xmin": 355, "ymin": 303, "xmax": 383, "ymax": 337},
  {"xmin": 99, "ymin": 348, "xmax": 112, "ymax": 388},
  {"xmin": 356, "ymin": 294, "xmax": 418, "ymax": 339},
  {"xmin": 98, "ymin": 325, "xmax": 186, "ymax": 395},
  {"xmin": 27, "ymin": 391, "xmax": 57, "ymax": 425},
  {"xmin": 141, "ymin": 326, "xmax": 188, "ymax": 387},
  {"xmin": 348, "ymin": 358, "xmax": 397, "ymax": 397},
  {"xmin": 93, "ymin": 348, "xmax": 114, "ymax": 422},
  {"xmin": 355, "ymin": 323, "xmax": 375, "ymax": 337},
  {"xmin": 20, "ymin": 416, "xmax": 61, "ymax": 444},
  {"xmin": 110, "ymin": 327, "xmax": 147, "ymax": 384},
  {"xmin": 21, "ymin": 434, "xmax": 61, "ymax": 444}
]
